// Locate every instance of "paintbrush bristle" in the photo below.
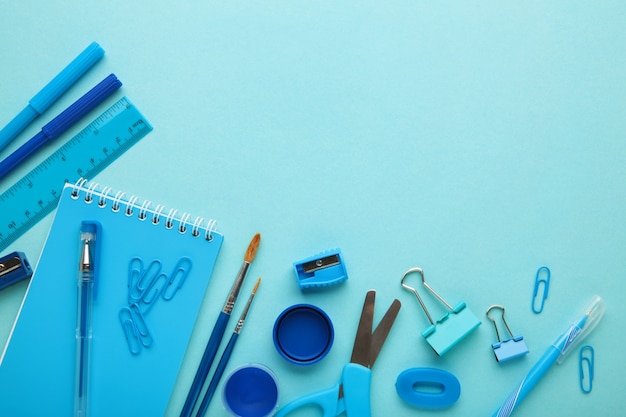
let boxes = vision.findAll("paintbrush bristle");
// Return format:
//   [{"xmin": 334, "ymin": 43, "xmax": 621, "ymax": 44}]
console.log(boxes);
[
  {"xmin": 252, "ymin": 277, "xmax": 261, "ymax": 294},
  {"xmin": 243, "ymin": 233, "xmax": 261, "ymax": 263}
]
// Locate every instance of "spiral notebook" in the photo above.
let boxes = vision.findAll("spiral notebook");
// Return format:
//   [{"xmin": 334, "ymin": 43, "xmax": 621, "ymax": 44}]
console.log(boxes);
[{"xmin": 0, "ymin": 181, "xmax": 224, "ymax": 417}]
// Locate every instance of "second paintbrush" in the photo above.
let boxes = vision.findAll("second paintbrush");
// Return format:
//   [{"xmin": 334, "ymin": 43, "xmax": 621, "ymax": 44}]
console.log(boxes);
[
  {"xmin": 196, "ymin": 277, "xmax": 262, "ymax": 417},
  {"xmin": 179, "ymin": 233, "xmax": 261, "ymax": 417}
]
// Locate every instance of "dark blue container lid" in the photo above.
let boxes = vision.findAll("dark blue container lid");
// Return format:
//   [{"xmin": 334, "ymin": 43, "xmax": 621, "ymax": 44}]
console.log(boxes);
[{"xmin": 273, "ymin": 304, "xmax": 334, "ymax": 365}]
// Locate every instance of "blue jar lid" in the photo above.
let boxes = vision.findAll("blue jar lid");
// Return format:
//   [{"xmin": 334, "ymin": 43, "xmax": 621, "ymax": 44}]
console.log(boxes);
[
  {"xmin": 222, "ymin": 364, "xmax": 279, "ymax": 417},
  {"xmin": 273, "ymin": 304, "xmax": 334, "ymax": 365}
]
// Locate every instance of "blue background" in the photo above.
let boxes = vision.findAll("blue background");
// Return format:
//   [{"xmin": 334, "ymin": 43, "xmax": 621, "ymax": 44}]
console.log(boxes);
[{"xmin": 1, "ymin": 1, "xmax": 625, "ymax": 416}]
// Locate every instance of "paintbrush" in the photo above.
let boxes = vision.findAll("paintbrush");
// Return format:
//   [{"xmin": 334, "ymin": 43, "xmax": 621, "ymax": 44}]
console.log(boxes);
[
  {"xmin": 179, "ymin": 233, "xmax": 261, "ymax": 417},
  {"xmin": 196, "ymin": 277, "xmax": 262, "ymax": 417}
]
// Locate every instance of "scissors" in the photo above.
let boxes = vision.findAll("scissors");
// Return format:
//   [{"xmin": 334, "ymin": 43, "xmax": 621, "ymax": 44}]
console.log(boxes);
[{"xmin": 274, "ymin": 290, "xmax": 401, "ymax": 417}]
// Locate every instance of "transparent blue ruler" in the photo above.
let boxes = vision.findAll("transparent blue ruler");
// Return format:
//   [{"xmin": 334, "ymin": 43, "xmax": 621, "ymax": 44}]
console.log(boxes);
[{"xmin": 0, "ymin": 96, "xmax": 152, "ymax": 252}]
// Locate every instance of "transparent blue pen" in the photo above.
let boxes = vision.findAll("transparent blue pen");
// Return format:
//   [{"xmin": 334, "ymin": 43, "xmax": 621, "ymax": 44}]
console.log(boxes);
[
  {"xmin": 492, "ymin": 295, "xmax": 605, "ymax": 417},
  {"xmin": 75, "ymin": 221, "xmax": 101, "ymax": 417}
]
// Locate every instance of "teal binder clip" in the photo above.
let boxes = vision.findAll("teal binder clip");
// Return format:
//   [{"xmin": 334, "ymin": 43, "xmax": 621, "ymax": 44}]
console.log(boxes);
[
  {"xmin": 401, "ymin": 267, "xmax": 481, "ymax": 356},
  {"xmin": 486, "ymin": 305, "xmax": 529, "ymax": 363}
]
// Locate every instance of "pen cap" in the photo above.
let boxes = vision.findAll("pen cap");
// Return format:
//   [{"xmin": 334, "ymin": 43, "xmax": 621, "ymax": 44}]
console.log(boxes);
[
  {"xmin": 30, "ymin": 42, "xmax": 105, "ymax": 113},
  {"xmin": 557, "ymin": 295, "xmax": 605, "ymax": 364}
]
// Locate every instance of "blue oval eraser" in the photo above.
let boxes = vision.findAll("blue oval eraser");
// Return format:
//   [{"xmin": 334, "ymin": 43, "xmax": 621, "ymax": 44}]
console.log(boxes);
[
  {"xmin": 293, "ymin": 249, "xmax": 347, "ymax": 291},
  {"xmin": 396, "ymin": 367, "xmax": 461, "ymax": 409}
]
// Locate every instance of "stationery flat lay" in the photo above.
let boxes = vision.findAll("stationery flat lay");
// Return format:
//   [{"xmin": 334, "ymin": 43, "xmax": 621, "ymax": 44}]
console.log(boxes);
[{"xmin": 0, "ymin": 3, "xmax": 624, "ymax": 417}]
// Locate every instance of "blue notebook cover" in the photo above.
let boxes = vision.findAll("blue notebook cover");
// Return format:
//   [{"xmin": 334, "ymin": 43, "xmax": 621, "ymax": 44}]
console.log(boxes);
[{"xmin": 0, "ymin": 181, "xmax": 223, "ymax": 417}]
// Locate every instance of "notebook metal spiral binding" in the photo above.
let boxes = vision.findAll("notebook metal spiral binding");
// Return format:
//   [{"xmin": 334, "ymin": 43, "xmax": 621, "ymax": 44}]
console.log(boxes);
[{"xmin": 70, "ymin": 178, "xmax": 217, "ymax": 241}]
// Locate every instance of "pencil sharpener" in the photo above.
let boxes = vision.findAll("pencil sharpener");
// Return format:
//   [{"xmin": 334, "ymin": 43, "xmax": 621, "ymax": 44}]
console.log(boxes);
[
  {"xmin": 0, "ymin": 251, "xmax": 33, "ymax": 291},
  {"xmin": 492, "ymin": 336, "xmax": 529, "ymax": 363},
  {"xmin": 293, "ymin": 249, "xmax": 347, "ymax": 291}
]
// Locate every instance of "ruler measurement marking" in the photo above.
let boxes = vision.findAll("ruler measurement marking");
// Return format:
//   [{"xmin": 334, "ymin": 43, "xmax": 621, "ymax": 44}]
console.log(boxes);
[{"xmin": 0, "ymin": 97, "xmax": 152, "ymax": 252}]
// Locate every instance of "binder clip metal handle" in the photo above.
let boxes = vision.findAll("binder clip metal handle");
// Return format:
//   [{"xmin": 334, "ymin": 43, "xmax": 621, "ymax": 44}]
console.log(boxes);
[
  {"xmin": 486, "ymin": 305, "xmax": 529, "ymax": 363},
  {"xmin": 401, "ymin": 267, "xmax": 480, "ymax": 356}
]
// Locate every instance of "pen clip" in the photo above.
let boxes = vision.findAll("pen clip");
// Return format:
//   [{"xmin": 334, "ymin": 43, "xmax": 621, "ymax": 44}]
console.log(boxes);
[{"xmin": 80, "ymin": 221, "xmax": 102, "ymax": 298}]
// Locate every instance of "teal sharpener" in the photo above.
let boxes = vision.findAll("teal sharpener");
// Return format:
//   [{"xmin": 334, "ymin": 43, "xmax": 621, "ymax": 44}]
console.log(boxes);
[
  {"xmin": 486, "ymin": 305, "xmax": 529, "ymax": 363},
  {"xmin": 293, "ymin": 249, "xmax": 347, "ymax": 291},
  {"xmin": 401, "ymin": 267, "xmax": 481, "ymax": 356}
]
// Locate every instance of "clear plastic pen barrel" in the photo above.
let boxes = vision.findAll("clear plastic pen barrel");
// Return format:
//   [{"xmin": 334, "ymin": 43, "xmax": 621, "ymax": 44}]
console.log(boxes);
[{"xmin": 75, "ymin": 237, "xmax": 95, "ymax": 417}]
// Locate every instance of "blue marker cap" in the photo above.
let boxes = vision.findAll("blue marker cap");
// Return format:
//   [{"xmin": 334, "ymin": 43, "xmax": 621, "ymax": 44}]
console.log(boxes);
[
  {"xmin": 222, "ymin": 364, "xmax": 279, "ymax": 417},
  {"xmin": 273, "ymin": 304, "xmax": 334, "ymax": 365},
  {"xmin": 30, "ymin": 42, "xmax": 105, "ymax": 112},
  {"xmin": 0, "ymin": 42, "xmax": 105, "ymax": 151}
]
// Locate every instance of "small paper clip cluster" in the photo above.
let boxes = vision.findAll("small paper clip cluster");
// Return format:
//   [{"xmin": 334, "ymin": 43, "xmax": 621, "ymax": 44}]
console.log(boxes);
[{"xmin": 119, "ymin": 256, "xmax": 193, "ymax": 354}]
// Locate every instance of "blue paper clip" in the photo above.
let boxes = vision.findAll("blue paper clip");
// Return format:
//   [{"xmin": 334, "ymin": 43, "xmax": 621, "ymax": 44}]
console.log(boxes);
[
  {"xmin": 127, "ymin": 257, "xmax": 143, "ymax": 297},
  {"xmin": 401, "ymin": 267, "xmax": 481, "ymax": 356},
  {"xmin": 293, "ymin": 249, "xmax": 347, "ymax": 291},
  {"xmin": 162, "ymin": 257, "xmax": 192, "ymax": 300},
  {"xmin": 119, "ymin": 308, "xmax": 142, "ymax": 355},
  {"xmin": 486, "ymin": 305, "xmax": 529, "ymax": 362},
  {"xmin": 142, "ymin": 272, "xmax": 168, "ymax": 305},
  {"xmin": 130, "ymin": 259, "xmax": 161, "ymax": 301},
  {"xmin": 532, "ymin": 266, "xmax": 550, "ymax": 314},
  {"xmin": 579, "ymin": 345, "xmax": 594, "ymax": 393}
]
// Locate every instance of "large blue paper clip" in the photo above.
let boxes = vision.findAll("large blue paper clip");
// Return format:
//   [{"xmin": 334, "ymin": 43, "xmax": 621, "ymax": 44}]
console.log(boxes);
[
  {"xmin": 579, "ymin": 345, "xmax": 594, "ymax": 394},
  {"xmin": 401, "ymin": 267, "xmax": 481, "ymax": 356},
  {"xmin": 0, "ymin": 251, "xmax": 33, "ymax": 291},
  {"xmin": 486, "ymin": 305, "xmax": 529, "ymax": 363},
  {"xmin": 293, "ymin": 249, "xmax": 347, "ymax": 291},
  {"xmin": 532, "ymin": 266, "xmax": 550, "ymax": 314}
]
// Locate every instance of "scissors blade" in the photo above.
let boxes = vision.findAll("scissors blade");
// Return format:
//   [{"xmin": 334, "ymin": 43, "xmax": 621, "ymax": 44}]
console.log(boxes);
[
  {"xmin": 369, "ymin": 298, "xmax": 401, "ymax": 367},
  {"xmin": 350, "ymin": 290, "xmax": 375, "ymax": 367}
]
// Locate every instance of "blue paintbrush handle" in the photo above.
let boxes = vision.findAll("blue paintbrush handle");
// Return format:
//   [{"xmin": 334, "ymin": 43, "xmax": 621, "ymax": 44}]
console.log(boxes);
[
  {"xmin": 196, "ymin": 332, "xmax": 239, "ymax": 417},
  {"xmin": 179, "ymin": 311, "xmax": 231, "ymax": 417}
]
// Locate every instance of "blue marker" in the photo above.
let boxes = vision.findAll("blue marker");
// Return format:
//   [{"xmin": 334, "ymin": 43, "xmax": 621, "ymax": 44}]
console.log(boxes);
[
  {"xmin": 492, "ymin": 295, "xmax": 605, "ymax": 417},
  {"xmin": 0, "ymin": 42, "xmax": 105, "ymax": 151},
  {"xmin": 0, "ymin": 74, "xmax": 122, "ymax": 181}
]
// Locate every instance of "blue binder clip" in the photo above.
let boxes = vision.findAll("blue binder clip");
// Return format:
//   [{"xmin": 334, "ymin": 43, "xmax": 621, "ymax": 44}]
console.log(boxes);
[
  {"xmin": 293, "ymin": 249, "xmax": 347, "ymax": 291},
  {"xmin": 0, "ymin": 251, "xmax": 33, "ymax": 291},
  {"xmin": 486, "ymin": 305, "xmax": 529, "ymax": 363},
  {"xmin": 401, "ymin": 267, "xmax": 481, "ymax": 356}
]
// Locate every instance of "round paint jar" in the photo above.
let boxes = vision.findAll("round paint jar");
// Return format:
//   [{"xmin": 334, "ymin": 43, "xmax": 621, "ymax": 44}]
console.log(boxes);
[
  {"xmin": 222, "ymin": 364, "xmax": 279, "ymax": 417},
  {"xmin": 273, "ymin": 304, "xmax": 334, "ymax": 365}
]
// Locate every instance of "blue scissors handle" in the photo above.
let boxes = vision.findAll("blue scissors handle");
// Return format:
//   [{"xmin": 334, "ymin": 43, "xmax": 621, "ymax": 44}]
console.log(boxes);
[
  {"xmin": 342, "ymin": 364, "xmax": 372, "ymax": 416},
  {"xmin": 274, "ymin": 382, "xmax": 344, "ymax": 417},
  {"xmin": 274, "ymin": 364, "xmax": 372, "ymax": 417}
]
